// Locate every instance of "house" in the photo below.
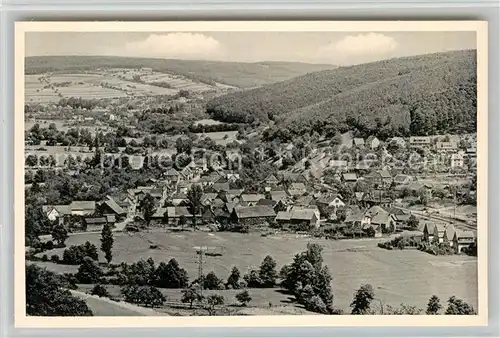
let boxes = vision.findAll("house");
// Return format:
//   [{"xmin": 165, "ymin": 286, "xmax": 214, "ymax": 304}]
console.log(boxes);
[
  {"xmin": 165, "ymin": 206, "xmax": 195, "ymax": 226},
  {"xmin": 435, "ymin": 141, "xmax": 457, "ymax": 153},
  {"xmin": 240, "ymin": 194, "xmax": 265, "ymax": 206},
  {"xmin": 288, "ymin": 182, "xmax": 307, "ymax": 197},
  {"xmin": 451, "ymin": 153, "xmax": 465, "ymax": 168},
  {"xmin": 276, "ymin": 208, "xmax": 320, "ymax": 230},
  {"xmin": 453, "ymin": 230, "xmax": 475, "ymax": 253},
  {"xmin": 100, "ymin": 198, "xmax": 126, "ymax": 218},
  {"xmin": 42, "ymin": 205, "xmax": 72, "ymax": 223},
  {"xmin": 70, "ymin": 201, "xmax": 96, "ymax": 216},
  {"xmin": 329, "ymin": 160, "xmax": 348, "ymax": 170},
  {"xmin": 316, "ymin": 194, "xmax": 345, "ymax": 209},
  {"xmin": 164, "ymin": 168, "xmax": 180, "ymax": 183},
  {"xmin": 443, "ymin": 227, "xmax": 456, "ymax": 247},
  {"xmin": 393, "ymin": 174, "xmax": 412, "ymax": 186},
  {"xmin": 340, "ymin": 132, "xmax": 353, "ymax": 149},
  {"xmin": 257, "ymin": 198, "xmax": 286, "ymax": 213},
  {"xmin": 366, "ymin": 136, "xmax": 380, "ymax": 150},
  {"xmin": 388, "ymin": 207, "xmax": 411, "ymax": 229},
  {"xmin": 342, "ymin": 172, "xmax": 358, "ymax": 183},
  {"xmin": 213, "ymin": 182, "xmax": 230, "ymax": 192},
  {"xmin": 365, "ymin": 206, "xmax": 395, "ymax": 234},
  {"xmin": 353, "ymin": 138, "xmax": 365, "ymax": 147},
  {"xmin": 422, "ymin": 222, "xmax": 451, "ymax": 243},
  {"xmin": 409, "ymin": 136, "xmax": 431, "ymax": 148},
  {"xmin": 230, "ymin": 205, "xmax": 276, "ymax": 226},
  {"xmin": 171, "ymin": 193, "xmax": 188, "ymax": 206},
  {"xmin": 180, "ymin": 166, "xmax": 195, "ymax": 181},
  {"xmin": 84, "ymin": 215, "xmax": 115, "ymax": 232},
  {"xmin": 270, "ymin": 190, "xmax": 288, "ymax": 203},
  {"xmin": 263, "ymin": 174, "xmax": 279, "ymax": 186},
  {"xmin": 388, "ymin": 137, "xmax": 406, "ymax": 148}
]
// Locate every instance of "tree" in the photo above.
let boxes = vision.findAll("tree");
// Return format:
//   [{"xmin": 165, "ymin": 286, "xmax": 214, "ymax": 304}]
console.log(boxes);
[
  {"xmin": 136, "ymin": 286, "xmax": 166, "ymax": 308},
  {"xmin": 203, "ymin": 271, "xmax": 223, "ymax": 290},
  {"xmin": 243, "ymin": 268, "xmax": 263, "ymax": 288},
  {"xmin": 408, "ymin": 214, "xmax": 419, "ymax": 229},
  {"xmin": 51, "ymin": 224, "xmax": 68, "ymax": 246},
  {"xmin": 100, "ymin": 223, "xmax": 114, "ymax": 264},
  {"xmin": 186, "ymin": 184, "xmax": 203, "ymax": 229},
  {"xmin": 445, "ymin": 296, "xmax": 476, "ymax": 315},
  {"xmin": 181, "ymin": 285, "xmax": 204, "ymax": 308},
  {"xmin": 140, "ymin": 193, "xmax": 156, "ymax": 226},
  {"xmin": 259, "ymin": 255, "xmax": 278, "ymax": 287},
  {"xmin": 154, "ymin": 258, "xmax": 189, "ymax": 288},
  {"xmin": 426, "ymin": 295, "xmax": 442, "ymax": 315},
  {"xmin": 76, "ymin": 256, "xmax": 103, "ymax": 284},
  {"xmin": 235, "ymin": 290, "xmax": 252, "ymax": 306},
  {"xmin": 26, "ymin": 264, "xmax": 93, "ymax": 316},
  {"xmin": 91, "ymin": 284, "xmax": 110, "ymax": 298},
  {"xmin": 350, "ymin": 284, "xmax": 375, "ymax": 314},
  {"xmin": 206, "ymin": 294, "xmax": 224, "ymax": 315},
  {"xmin": 226, "ymin": 266, "xmax": 241, "ymax": 289}
]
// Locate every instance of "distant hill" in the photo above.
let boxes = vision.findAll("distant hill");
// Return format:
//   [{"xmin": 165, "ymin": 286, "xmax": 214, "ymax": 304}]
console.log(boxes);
[
  {"xmin": 207, "ymin": 50, "xmax": 477, "ymax": 137},
  {"xmin": 25, "ymin": 56, "xmax": 336, "ymax": 89}
]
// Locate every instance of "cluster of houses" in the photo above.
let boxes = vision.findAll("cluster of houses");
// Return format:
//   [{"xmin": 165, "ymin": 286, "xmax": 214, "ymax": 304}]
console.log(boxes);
[{"xmin": 420, "ymin": 222, "xmax": 476, "ymax": 254}]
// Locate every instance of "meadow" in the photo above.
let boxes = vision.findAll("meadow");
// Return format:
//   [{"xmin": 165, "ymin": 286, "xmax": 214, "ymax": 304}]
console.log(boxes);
[{"xmin": 34, "ymin": 231, "xmax": 478, "ymax": 312}]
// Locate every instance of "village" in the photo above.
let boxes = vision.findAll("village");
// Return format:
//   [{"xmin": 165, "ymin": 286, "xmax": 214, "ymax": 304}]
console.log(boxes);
[
  {"xmin": 29, "ymin": 126, "xmax": 477, "ymax": 255},
  {"xmin": 23, "ymin": 50, "xmax": 479, "ymax": 317}
]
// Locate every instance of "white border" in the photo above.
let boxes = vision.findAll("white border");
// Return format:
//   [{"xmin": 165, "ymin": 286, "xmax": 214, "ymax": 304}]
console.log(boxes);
[{"xmin": 14, "ymin": 20, "xmax": 489, "ymax": 328}]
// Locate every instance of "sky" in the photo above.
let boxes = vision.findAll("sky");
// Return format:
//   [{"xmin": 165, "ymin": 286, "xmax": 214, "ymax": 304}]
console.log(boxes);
[{"xmin": 26, "ymin": 31, "xmax": 476, "ymax": 66}]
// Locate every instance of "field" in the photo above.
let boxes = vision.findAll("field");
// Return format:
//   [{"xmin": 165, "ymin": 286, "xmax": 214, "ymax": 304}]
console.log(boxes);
[
  {"xmin": 195, "ymin": 131, "xmax": 239, "ymax": 146},
  {"xmin": 35, "ymin": 232, "xmax": 477, "ymax": 312}
]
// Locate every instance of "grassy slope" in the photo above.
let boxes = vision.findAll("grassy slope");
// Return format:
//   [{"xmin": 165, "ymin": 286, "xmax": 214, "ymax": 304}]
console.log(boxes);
[
  {"xmin": 25, "ymin": 56, "xmax": 336, "ymax": 89},
  {"xmin": 207, "ymin": 50, "xmax": 477, "ymax": 134}
]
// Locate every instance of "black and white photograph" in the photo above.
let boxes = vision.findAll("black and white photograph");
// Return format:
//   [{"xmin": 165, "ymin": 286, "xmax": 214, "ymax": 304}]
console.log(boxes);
[{"xmin": 15, "ymin": 21, "xmax": 488, "ymax": 326}]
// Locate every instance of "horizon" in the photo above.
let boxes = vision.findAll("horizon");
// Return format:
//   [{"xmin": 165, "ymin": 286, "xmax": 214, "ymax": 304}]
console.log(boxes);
[
  {"xmin": 24, "ymin": 48, "xmax": 476, "ymax": 68},
  {"xmin": 26, "ymin": 31, "xmax": 476, "ymax": 66}
]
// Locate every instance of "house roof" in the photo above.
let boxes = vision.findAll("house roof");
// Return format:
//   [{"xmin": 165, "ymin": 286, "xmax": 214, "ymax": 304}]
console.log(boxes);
[
  {"xmin": 70, "ymin": 201, "xmax": 96, "ymax": 211},
  {"xmin": 265, "ymin": 174, "xmax": 278, "ymax": 182},
  {"xmin": 343, "ymin": 173, "xmax": 358, "ymax": 181},
  {"xmin": 234, "ymin": 205, "xmax": 276, "ymax": 219},
  {"xmin": 444, "ymin": 227, "xmax": 456, "ymax": 241},
  {"xmin": 290, "ymin": 182, "xmax": 306, "ymax": 190},
  {"xmin": 240, "ymin": 194, "xmax": 265, "ymax": 203},
  {"xmin": 165, "ymin": 168, "xmax": 180, "ymax": 176},
  {"xmin": 225, "ymin": 202, "xmax": 237, "ymax": 213},
  {"xmin": 393, "ymin": 174, "xmax": 411, "ymax": 184},
  {"xmin": 365, "ymin": 205, "xmax": 389, "ymax": 218},
  {"xmin": 213, "ymin": 182, "xmax": 230, "ymax": 192},
  {"xmin": 353, "ymin": 138, "xmax": 365, "ymax": 146},
  {"xmin": 152, "ymin": 207, "xmax": 167, "ymax": 218},
  {"xmin": 257, "ymin": 199, "xmax": 278, "ymax": 207},
  {"xmin": 167, "ymin": 206, "xmax": 193, "ymax": 218},
  {"xmin": 276, "ymin": 211, "xmax": 292, "ymax": 221},
  {"xmin": 455, "ymin": 230, "xmax": 475, "ymax": 239},
  {"xmin": 84, "ymin": 217, "xmax": 107, "ymax": 224},
  {"xmin": 43, "ymin": 205, "xmax": 72, "ymax": 215},
  {"xmin": 379, "ymin": 169, "xmax": 392, "ymax": 179},
  {"xmin": 103, "ymin": 198, "xmax": 126, "ymax": 215},
  {"xmin": 295, "ymin": 195, "xmax": 314, "ymax": 206},
  {"xmin": 317, "ymin": 194, "xmax": 343, "ymax": 205},
  {"xmin": 290, "ymin": 208, "xmax": 317, "ymax": 221},
  {"xmin": 270, "ymin": 191, "xmax": 288, "ymax": 202}
]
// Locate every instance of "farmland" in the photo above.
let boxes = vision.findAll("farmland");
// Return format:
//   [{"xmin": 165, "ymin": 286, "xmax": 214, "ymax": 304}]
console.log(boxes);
[{"xmin": 34, "ymin": 231, "xmax": 477, "ymax": 312}]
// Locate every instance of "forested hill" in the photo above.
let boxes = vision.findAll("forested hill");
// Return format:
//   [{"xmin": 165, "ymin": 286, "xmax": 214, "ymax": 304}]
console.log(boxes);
[
  {"xmin": 206, "ymin": 50, "xmax": 477, "ymax": 138},
  {"xmin": 25, "ymin": 56, "xmax": 336, "ymax": 89}
]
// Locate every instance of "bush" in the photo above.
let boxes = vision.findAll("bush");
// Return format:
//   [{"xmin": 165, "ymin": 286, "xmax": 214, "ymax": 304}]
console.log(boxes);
[
  {"xmin": 235, "ymin": 290, "xmax": 252, "ymax": 306},
  {"xmin": 153, "ymin": 258, "xmax": 189, "ymax": 288},
  {"xmin": 50, "ymin": 254, "xmax": 60, "ymax": 263},
  {"xmin": 41, "ymin": 254, "xmax": 48, "ymax": 262},
  {"xmin": 62, "ymin": 242, "xmax": 99, "ymax": 265},
  {"xmin": 90, "ymin": 284, "xmax": 109, "ymax": 298}
]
